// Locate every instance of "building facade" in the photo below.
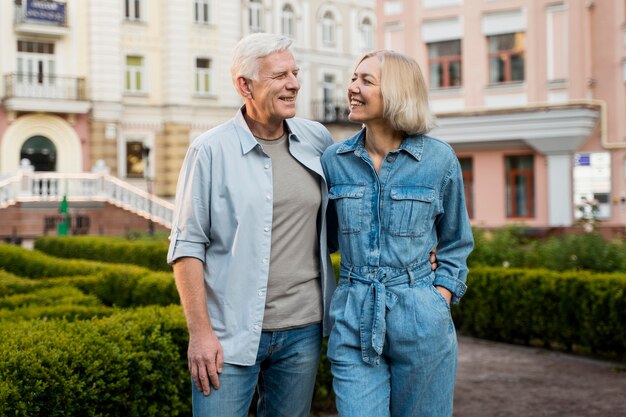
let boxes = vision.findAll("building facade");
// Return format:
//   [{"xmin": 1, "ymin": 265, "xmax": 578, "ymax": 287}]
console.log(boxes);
[
  {"xmin": 378, "ymin": 0, "xmax": 626, "ymax": 232},
  {"xmin": 0, "ymin": 0, "xmax": 373, "ymax": 240}
]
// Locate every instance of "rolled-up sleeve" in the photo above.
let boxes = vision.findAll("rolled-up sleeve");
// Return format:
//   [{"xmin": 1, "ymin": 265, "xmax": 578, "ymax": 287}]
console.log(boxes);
[{"xmin": 167, "ymin": 144, "xmax": 212, "ymax": 265}]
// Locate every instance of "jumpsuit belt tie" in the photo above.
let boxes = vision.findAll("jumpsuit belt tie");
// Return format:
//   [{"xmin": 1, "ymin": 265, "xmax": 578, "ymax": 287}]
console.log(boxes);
[{"xmin": 344, "ymin": 266, "xmax": 421, "ymax": 365}]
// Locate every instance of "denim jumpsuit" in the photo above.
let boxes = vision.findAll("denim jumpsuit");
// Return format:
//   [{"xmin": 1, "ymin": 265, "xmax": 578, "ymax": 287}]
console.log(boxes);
[{"xmin": 321, "ymin": 129, "xmax": 474, "ymax": 417}]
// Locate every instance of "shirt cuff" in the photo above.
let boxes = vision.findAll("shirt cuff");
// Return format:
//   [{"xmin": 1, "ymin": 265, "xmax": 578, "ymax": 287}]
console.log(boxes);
[
  {"xmin": 167, "ymin": 235, "xmax": 207, "ymax": 265},
  {"xmin": 433, "ymin": 273, "xmax": 468, "ymax": 305}
]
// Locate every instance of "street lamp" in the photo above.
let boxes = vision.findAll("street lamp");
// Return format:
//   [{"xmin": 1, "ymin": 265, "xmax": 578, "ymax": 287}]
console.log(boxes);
[{"xmin": 142, "ymin": 145, "xmax": 155, "ymax": 236}]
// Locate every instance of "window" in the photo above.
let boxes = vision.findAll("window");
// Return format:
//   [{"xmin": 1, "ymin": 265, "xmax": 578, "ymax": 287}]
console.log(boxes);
[
  {"xmin": 459, "ymin": 157, "xmax": 473, "ymax": 218},
  {"xmin": 124, "ymin": 0, "xmax": 143, "ymax": 21},
  {"xmin": 323, "ymin": 74, "xmax": 335, "ymax": 121},
  {"xmin": 126, "ymin": 141, "xmax": 146, "ymax": 178},
  {"xmin": 428, "ymin": 40, "xmax": 462, "ymax": 89},
  {"xmin": 488, "ymin": 33, "xmax": 525, "ymax": 83},
  {"xmin": 282, "ymin": 4, "xmax": 295, "ymax": 37},
  {"xmin": 17, "ymin": 40, "xmax": 55, "ymax": 85},
  {"xmin": 360, "ymin": 17, "xmax": 374, "ymax": 51},
  {"xmin": 194, "ymin": 0, "xmax": 211, "ymax": 24},
  {"xmin": 125, "ymin": 55, "xmax": 145, "ymax": 93},
  {"xmin": 249, "ymin": 0, "xmax": 262, "ymax": 32},
  {"xmin": 322, "ymin": 11, "xmax": 335, "ymax": 46},
  {"xmin": 195, "ymin": 58, "xmax": 213, "ymax": 94},
  {"xmin": 505, "ymin": 155, "xmax": 534, "ymax": 218}
]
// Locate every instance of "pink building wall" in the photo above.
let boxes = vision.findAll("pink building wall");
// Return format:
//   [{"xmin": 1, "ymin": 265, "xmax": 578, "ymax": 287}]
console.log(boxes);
[{"xmin": 377, "ymin": 0, "xmax": 626, "ymax": 229}]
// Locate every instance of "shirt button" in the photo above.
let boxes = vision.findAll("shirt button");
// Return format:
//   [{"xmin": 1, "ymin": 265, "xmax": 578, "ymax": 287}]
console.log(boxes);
[
  {"xmin": 253, "ymin": 324, "xmax": 261, "ymax": 331},
  {"xmin": 258, "ymin": 289, "xmax": 265, "ymax": 297},
  {"xmin": 264, "ymin": 226, "xmax": 270, "ymax": 232},
  {"xmin": 264, "ymin": 163, "xmax": 270, "ymax": 169},
  {"xmin": 386, "ymin": 156, "xmax": 395, "ymax": 163},
  {"xmin": 262, "ymin": 257, "xmax": 268, "ymax": 264}
]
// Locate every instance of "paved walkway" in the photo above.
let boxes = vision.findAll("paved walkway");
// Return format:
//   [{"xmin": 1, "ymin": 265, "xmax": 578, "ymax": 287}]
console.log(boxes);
[
  {"xmin": 454, "ymin": 336, "xmax": 626, "ymax": 417},
  {"xmin": 315, "ymin": 336, "xmax": 626, "ymax": 417}
]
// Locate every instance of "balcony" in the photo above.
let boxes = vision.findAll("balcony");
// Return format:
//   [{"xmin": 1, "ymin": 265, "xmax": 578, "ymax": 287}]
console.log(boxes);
[
  {"xmin": 2, "ymin": 73, "xmax": 90, "ymax": 114},
  {"xmin": 14, "ymin": 1, "xmax": 69, "ymax": 37},
  {"xmin": 311, "ymin": 99, "xmax": 353, "ymax": 124}
]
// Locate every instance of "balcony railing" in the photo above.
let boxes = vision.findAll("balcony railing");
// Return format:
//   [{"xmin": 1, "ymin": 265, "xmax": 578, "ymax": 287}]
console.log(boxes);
[
  {"xmin": 0, "ymin": 172, "xmax": 175, "ymax": 229},
  {"xmin": 3, "ymin": 73, "xmax": 86, "ymax": 101},
  {"xmin": 311, "ymin": 100, "xmax": 352, "ymax": 124}
]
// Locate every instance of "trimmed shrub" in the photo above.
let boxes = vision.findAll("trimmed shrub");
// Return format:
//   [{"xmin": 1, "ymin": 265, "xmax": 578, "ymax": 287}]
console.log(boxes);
[
  {"xmin": 0, "ymin": 244, "xmax": 178, "ymax": 307},
  {"xmin": 35, "ymin": 236, "xmax": 171, "ymax": 271},
  {"xmin": 0, "ymin": 305, "xmax": 190, "ymax": 417},
  {"xmin": 0, "ymin": 243, "xmax": 109, "ymax": 278},
  {"xmin": 454, "ymin": 266, "xmax": 626, "ymax": 360},
  {"xmin": 0, "ymin": 270, "xmax": 44, "ymax": 296},
  {"xmin": 0, "ymin": 286, "xmax": 102, "ymax": 309},
  {"xmin": 0, "ymin": 304, "xmax": 115, "ymax": 322}
]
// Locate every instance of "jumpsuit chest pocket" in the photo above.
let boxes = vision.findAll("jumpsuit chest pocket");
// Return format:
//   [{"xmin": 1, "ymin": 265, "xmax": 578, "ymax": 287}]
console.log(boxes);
[
  {"xmin": 329, "ymin": 184, "xmax": 365, "ymax": 234},
  {"xmin": 385, "ymin": 185, "xmax": 435, "ymax": 237}
]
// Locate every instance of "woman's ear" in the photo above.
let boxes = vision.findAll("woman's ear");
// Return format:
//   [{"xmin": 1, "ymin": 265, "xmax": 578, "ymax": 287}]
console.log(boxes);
[{"xmin": 237, "ymin": 77, "xmax": 252, "ymax": 98}]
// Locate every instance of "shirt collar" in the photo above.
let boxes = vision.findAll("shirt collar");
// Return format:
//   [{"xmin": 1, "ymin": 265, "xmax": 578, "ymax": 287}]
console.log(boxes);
[
  {"xmin": 234, "ymin": 107, "xmax": 259, "ymax": 155},
  {"xmin": 234, "ymin": 106, "xmax": 297, "ymax": 154},
  {"xmin": 336, "ymin": 128, "xmax": 425, "ymax": 161}
]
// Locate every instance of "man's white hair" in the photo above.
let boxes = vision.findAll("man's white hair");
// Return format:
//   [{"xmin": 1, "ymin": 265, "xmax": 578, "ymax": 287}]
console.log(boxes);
[{"xmin": 231, "ymin": 33, "xmax": 294, "ymax": 86}]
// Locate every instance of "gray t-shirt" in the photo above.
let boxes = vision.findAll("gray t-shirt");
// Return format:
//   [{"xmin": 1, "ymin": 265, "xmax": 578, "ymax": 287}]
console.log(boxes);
[{"xmin": 256, "ymin": 133, "xmax": 323, "ymax": 330}]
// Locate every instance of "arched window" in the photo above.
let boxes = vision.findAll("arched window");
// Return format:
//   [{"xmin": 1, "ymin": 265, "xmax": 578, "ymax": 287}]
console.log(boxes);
[
  {"xmin": 282, "ymin": 4, "xmax": 295, "ymax": 38},
  {"xmin": 360, "ymin": 17, "xmax": 374, "ymax": 51},
  {"xmin": 20, "ymin": 135, "xmax": 56, "ymax": 172},
  {"xmin": 322, "ymin": 11, "xmax": 335, "ymax": 46}
]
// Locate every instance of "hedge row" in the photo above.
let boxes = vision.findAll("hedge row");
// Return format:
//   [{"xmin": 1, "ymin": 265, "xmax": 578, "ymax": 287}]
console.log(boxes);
[
  {"xmin": 0, "ymin": 244, "xmax": 179, "ymax": 307},
  {"xmin": 0, "ymin": 306, "xmax": 190, "ymax": 417},
  {"xmin": 35, "ymin": 236, "xmax": 171, "ymax": 271},
  {"xmin": 453, "ymin": 266, "xmax": 626, "ymax": 359}
]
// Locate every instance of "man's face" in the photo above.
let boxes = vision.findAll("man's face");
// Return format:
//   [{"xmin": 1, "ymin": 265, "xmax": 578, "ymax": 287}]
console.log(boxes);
[{"xmin": 246, "ymin": 50, "xmax": 300, "ymax": 124}]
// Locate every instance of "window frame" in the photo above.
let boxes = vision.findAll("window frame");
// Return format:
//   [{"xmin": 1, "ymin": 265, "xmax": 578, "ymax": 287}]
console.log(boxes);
[
  {"xmin": 427, "ymin": 39, "xmax": 462, "ymax": 89},
  {"xmin": 505, "ymin": 155, "xmax": 535, "ymax": 218},
  {"xmin": 194, "ymin": 0, "xmax": 212, "ymax": 24},
  {"xmin": 359, "ymin": 17, "xmax": 374, "ymax": 52},
  {"xmin": 487, "ymin": 32, "xmax": 525, "ymax": 84},
  {"xmin": 249, "ymin": 0, "xmax": 263, "ymax": 32},
  {"xmin": 194, "ymin": 57, "xmax": 213, "ymax": 95},
  {"xmin": 125, "ymin": 55, "xmax": 145, "ymax": 94},
  {"xmin": 322, "ymin": 11, "xmax": 336, "ymax": 46},
  {"xmin": 124, "ymin": 0, "xmax": 143, "ymax": 21},
  {"xmin": 458, "ymin": 157, "xmax": 474, "ymax": 219},
  {"xmin": 281, "ymin": 4, "xmax": 295, "ymax": 38}
]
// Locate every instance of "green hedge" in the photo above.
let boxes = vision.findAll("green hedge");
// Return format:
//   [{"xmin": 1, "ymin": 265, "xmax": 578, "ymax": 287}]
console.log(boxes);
[
  {"xmin": 0, "ymin": 306, "xmax": 190, "ymax": 417},
  {"xmin": 454, "ymin": 266, "xmax": 626, "ymax": 359},
  {"xmin": 35, "ymin": 236, "xmax": 171, "ymax": 271},
  {"xmin": 0, "ymin": 244, "xmax": 179, "ymax": 307}
]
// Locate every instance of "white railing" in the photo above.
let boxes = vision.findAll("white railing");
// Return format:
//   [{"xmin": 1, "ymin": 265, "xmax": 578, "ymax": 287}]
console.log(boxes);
[{"xmin": 0, "ymin": 172, "xmax": 174, "ymax": 228}]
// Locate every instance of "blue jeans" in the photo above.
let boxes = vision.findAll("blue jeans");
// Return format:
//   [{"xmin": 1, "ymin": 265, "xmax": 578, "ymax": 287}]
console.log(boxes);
[
  {"xmin": 192, "ymin": 323, "xmax": 322, "ymax": 417},
  {"xmin": 328, "ymin": 266, "xmax": 458, "ymax": 417}
]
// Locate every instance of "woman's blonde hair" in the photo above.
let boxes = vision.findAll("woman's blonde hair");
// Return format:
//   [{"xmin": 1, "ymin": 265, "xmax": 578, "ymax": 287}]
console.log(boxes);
[{"xmin": 357, "ymin": 50, "xmax": 435, "ymax": 135}]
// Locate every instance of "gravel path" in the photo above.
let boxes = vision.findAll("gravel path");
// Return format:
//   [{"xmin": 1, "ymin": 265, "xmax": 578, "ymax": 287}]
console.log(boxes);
[{"xmin": 455, "ymin": 336, "xmax": 626, "ymax": 417}]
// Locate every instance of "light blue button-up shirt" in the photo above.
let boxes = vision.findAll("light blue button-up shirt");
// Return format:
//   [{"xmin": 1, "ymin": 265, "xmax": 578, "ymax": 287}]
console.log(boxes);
[{"xmin": 167, "ymin": 109, "xmax": 336, "ymax": 366}]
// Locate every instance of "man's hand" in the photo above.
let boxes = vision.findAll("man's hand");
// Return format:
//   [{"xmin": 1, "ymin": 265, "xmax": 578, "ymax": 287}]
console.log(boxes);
[
  {"xmin": 188, "ymin": 332, "xmax": 224, "ymax": 396},
  {"xmin": 429, "ymin": 250, "xmax": 438, "ymax": 271}
]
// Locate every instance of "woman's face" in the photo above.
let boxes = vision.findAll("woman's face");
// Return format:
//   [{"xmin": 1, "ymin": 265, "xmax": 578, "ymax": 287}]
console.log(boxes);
[{"xmin": 347, "ymin": 56, "xmax": 384, "ymax": 125}]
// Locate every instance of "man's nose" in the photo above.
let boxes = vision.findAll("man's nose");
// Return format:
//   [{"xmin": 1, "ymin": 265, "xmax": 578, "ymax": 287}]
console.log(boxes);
[{"xmin": 286, "ymin": 73, "xmax": 300, "ymax": 90}]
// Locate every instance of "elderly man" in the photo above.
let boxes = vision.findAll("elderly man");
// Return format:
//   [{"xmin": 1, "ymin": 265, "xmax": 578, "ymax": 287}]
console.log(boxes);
[{"xmin": 167, "ymin": 33, "xmax": 336, "ymax": 417}]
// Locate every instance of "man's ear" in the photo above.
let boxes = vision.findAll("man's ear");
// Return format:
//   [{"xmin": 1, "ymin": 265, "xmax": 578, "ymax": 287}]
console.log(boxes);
[{"xmin": 237, "ymin": 77, "xmax": 252, "ymax": 98}]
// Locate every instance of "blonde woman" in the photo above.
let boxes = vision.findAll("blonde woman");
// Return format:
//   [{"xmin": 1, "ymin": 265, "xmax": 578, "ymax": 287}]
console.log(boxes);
[{"xmin": 321, "ymin": 50, "xmax": 474, "ymax": 417}]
